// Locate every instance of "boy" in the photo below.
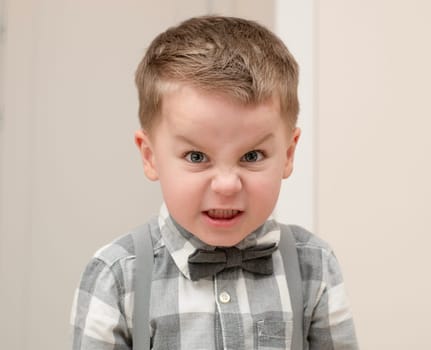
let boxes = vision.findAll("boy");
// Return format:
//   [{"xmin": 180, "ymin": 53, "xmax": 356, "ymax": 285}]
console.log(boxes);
[{"xmin": 71, "ymin": 16, "xmax": 358, "ymax": 349}]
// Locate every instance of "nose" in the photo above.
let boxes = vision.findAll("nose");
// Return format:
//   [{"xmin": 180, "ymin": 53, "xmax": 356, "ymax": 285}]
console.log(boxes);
[{"xmin": 211, "ymin": 170, "xmax": 242, "ymax": 196}]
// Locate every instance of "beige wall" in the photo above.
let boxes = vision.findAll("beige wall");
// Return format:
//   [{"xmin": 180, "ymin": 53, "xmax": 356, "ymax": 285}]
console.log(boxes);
[
  {"xmin": 317, "ymin": 0, "xmax": 431, "ymax": 348},
  {"xmin": 0, "ymin": 1, "xmax": 274, "ymax": 349}
]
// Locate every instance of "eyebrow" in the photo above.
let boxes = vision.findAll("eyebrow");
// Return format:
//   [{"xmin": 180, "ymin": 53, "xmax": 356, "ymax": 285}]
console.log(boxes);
[
  {"xmin": 173, "ymin": 134, "xmax": 202, "ymax": 148},
  {"xmin": 174, "ymin": 132, "xmax": 275, "ymax": 149},
  {"xmin": 252, "ymin": 133, "xmax": 275, "ymax": 148}
]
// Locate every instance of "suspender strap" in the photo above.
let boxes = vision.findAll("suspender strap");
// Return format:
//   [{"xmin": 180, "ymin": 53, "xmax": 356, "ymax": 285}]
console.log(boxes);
[
  {"xmin": 280, "ymin": 224, "xmax": 304, "ymax": 350},
  {"xmin": 132, "ymin": 223, "xmax": 154, "ymax": 350}
]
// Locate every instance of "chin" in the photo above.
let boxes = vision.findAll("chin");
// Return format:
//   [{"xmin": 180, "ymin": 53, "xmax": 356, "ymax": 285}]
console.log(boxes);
[{"xmin": 199, "ymin": 234, "xmax": 244, "ymax": 248}]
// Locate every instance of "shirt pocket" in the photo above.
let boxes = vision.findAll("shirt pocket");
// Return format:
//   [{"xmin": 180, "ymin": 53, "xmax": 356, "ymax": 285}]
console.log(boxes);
[{"xmin": 256, "ymin": 319, "xmax": 292, "ymax": 349}]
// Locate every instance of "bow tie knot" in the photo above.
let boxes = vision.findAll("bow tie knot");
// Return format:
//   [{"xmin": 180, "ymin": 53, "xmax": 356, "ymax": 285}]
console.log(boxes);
[
  {"xmin": 224, "ymin": 247, "xmax": 243, "ymax": 268},
  {"xmin": 188, "ymin": 244, "xmax": 277, "ymax": 281}
]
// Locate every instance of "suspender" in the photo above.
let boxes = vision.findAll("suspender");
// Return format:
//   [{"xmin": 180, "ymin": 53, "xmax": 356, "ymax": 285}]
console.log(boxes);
[
  {"xmin": 132, "ymin": 222, "xmax": 304, "ymax": 349},
  {"xmin": 279, "ymin": 224, "xmax": 304, "ymax": 350},
  {"xmin": 132, "ymin": 223, "xmax": 154, "ymax": 350}
]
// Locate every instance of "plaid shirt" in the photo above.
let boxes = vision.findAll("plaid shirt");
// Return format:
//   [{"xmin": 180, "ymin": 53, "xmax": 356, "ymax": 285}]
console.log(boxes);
[{"xmin": 71, "ymin": 206, "xmax": 358, "ymax": 349}]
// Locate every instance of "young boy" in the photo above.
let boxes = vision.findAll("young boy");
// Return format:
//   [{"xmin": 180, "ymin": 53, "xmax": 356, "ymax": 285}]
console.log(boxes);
[{"xmin": 71, "ymin": 16, "xmax": 358, "ymax": 349}]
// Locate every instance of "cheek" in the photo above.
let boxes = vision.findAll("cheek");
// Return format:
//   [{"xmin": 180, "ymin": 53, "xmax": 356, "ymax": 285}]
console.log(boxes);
[
  {"xmin": 248, "ymin": 173, "xmax": 283, "ymax": 206},
  {"xmin": 159, "ymin": 181, "xmax": 189, "ymax": 223},
  {"xmin": 159, "ymin": 172, "xmax": 206, "ymax": 208}
]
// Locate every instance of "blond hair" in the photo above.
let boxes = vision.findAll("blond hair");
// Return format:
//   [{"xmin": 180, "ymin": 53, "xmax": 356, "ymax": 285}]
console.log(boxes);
[{"xmin": 135, "ymin": 16, "xmax": 299, "ymax": 131}]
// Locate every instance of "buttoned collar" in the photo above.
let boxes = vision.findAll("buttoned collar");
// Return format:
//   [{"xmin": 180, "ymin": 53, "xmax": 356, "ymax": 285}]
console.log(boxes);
[{"xmin": 157, "ymin": 204, "xmax": 280, "ymax": 280}]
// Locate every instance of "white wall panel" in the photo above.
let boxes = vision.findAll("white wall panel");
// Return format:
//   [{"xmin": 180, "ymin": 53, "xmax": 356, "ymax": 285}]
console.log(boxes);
[{"xmin": 274, "ymin": 0, "xmax": 315, "ymax": 231}]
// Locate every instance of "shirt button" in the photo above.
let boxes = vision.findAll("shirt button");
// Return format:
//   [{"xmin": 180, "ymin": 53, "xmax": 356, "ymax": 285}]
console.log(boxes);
[{"xmin": 219, "ymin": 291, "xmax": 231, "ymax": 304}]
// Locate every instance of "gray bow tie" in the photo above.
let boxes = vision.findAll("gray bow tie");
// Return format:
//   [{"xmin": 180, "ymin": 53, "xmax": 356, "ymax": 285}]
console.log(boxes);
[{"xmin": 188, "ymin": 244, "xmax": 277, "ymax": 281}]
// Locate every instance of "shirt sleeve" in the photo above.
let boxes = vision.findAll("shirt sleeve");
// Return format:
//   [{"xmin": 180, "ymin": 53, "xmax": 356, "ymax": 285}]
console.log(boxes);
[
  {"xmin": 70, "ymin": 257, "xmax": 132, "ymax": 350},
  {"xmin": 307, "ymin": 250, "xmax": 359, "ymax": 350}
]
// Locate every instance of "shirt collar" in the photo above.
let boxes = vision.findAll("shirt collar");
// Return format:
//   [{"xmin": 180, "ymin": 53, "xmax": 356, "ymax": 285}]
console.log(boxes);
[{"xmin": 158, "ymin": 204, "xmax": 280, "ymax": 280}]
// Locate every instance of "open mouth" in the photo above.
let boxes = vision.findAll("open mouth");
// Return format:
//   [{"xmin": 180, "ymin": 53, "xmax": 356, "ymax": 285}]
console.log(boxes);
[{"xmin": 205, "ymin": 209, "xmax": 242, "ymax": 220}]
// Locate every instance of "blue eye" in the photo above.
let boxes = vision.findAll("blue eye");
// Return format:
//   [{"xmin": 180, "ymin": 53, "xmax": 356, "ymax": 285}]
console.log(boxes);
[
  {"xmin": 185, "ymin": 151, "xmax": 208, "ymax": 163},
  {"xmin": 241, "ymin": 150, "xmax": 265, "ymax": 162}
]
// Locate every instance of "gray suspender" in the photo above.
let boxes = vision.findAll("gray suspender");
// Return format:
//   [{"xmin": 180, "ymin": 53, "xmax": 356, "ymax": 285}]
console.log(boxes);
[
  {"xmin": 279, "ymin": 224, "xmax": 304, "ymax": 350},
  {"xmin": 132, "ymin": 223, "xmax": 154, "ymax": 350},
  {"xmin": 132, "ymin": 223, "xmax": 304, "ymax": 349}
]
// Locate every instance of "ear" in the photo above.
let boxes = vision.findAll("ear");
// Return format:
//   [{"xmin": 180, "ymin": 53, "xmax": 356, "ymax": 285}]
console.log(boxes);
[
  {"xmin": 283, "ymin": 127, "xmax": 301, "ymax": 179},
  {"xmin": 134, "ymin": 129, "xmax": 159, "ymax": 181}
]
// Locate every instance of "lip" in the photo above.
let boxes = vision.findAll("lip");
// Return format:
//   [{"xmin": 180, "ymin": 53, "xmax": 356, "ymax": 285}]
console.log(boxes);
[{"xmin": 202, "ymin": 210, "xmax": 244, "ymax": 228}]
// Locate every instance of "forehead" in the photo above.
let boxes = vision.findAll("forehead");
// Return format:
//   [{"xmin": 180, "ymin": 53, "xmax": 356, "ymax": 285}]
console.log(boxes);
[
  {"xmin": 160, "ymin": 84, "xmax": 284, "ymax": 128},
  {"xmin": 147, "ymin": 85, "xmax": 291, "ymax": 151}
]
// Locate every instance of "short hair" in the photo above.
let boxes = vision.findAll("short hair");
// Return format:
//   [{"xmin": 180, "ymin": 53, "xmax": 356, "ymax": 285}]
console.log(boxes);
[{"xmin": 135, "ymin": 15, "xmax": 299, "ymax": 131}]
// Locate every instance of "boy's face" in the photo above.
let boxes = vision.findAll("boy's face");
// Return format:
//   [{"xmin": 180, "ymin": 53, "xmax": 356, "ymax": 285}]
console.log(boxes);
[{"xmin": 135, "ymin": 85, "xmax": 300, "ymax": 247}]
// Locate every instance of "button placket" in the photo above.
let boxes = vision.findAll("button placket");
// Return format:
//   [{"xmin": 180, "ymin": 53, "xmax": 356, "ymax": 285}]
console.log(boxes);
[{"xmin": 214, "ymin": 272, "xmax": 245, "ymax": 350}]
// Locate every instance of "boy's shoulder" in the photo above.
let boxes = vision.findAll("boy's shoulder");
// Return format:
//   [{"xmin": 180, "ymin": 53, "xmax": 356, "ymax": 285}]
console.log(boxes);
[
  {"xmin": 284, "ymin": 224, "xmax": 342, "ymax": 285},
  {"xmin": 286, "ymin": 224, "xmax": 333, "ymax": 253},
  {"xmin": 92, "ymin": 216, "xmax": 161, "ymax": 268},
  {"xmin": 92, "ymin": 230, "xmax": 137, "ymax": 268}
]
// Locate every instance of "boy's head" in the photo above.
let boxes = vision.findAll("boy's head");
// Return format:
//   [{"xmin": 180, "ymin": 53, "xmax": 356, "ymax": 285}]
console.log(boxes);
[
  {"xmin": 135, "ymin": 15, "xmax": 299, "ymax": 132},
  {"xmin": 135, "ymin": 16, "xmax": 301, "ymax": 247}
]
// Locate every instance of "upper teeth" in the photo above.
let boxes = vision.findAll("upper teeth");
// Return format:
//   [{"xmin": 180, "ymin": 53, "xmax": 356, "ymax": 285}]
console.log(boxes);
[{"xmin": 207, "ymin": 209, "xmax": 239, "ymax": 219}]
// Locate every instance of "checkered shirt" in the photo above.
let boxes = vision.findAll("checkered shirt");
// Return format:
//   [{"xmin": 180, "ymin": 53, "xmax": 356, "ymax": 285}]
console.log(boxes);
[{"xmin": 71, "ymin": 206, "xmax": 358, "ymax": 349}]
